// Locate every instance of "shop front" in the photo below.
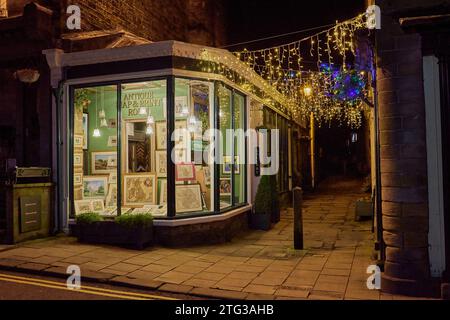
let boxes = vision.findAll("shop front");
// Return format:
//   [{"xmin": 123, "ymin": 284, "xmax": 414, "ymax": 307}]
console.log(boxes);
[{"xmin": 43, "ymin": 41, "xmax": 298, "ymax": 246}]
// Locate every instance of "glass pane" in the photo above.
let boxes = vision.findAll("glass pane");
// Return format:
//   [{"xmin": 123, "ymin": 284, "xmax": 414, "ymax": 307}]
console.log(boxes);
[
  {"xmin": 72, "ymin": 85, "xmax": 118, "ymax": 218},
  {"xmin": 218, "ymin": 84, "xmax": 232, "ymax": 210},
  {"xmin": 120, "ymin": 80, "xmax": 167, "ymax": 217},
  {"xmin": 233, "ymin": 92, "xmax": 246, "ymax": 205},
  {"xmin": 174, "ymin": 78, "xmax": 214, "ymax": 215}
]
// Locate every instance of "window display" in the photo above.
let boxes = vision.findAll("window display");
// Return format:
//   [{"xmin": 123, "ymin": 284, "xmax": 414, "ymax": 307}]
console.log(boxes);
[
  {"xmin": 70, "ymin": 78, "xmax": 247, "ymax": 220},
  {"xmin": 72, "ymin": 85, "xmax": 118, "ymax": 217}
]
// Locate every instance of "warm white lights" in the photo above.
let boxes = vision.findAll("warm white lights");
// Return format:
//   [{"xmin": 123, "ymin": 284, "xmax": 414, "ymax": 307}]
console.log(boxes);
[
  {"xmin": 146, "ymin": 125, "xmax": 154, "ymax": 136},
  {"xmin": 93, "ymin": 128, "xmax": 101, "ymax": 137}
]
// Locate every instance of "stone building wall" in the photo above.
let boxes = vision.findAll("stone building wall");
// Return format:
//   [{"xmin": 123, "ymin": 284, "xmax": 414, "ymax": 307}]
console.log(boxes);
[{"xmin": 374, "ymin": 0, "xmax": 449, "ymax": 296}]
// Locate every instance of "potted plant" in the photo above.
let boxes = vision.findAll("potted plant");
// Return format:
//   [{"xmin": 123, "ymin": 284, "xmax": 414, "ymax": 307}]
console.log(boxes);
[
  {"xmin": 73, "ymin": 212, "xmax": 154, "ymax": 249},
  {"xmin": 269, "ymin": 174, "xmax": 280, "ymax": 223},
  {"xmin": 114, "ymin": 213, "xmax": 154, "ymax": 249},
  {"xmin": 73, "ymin": 212, "xmax": 104, "ymax": 242},
  {"xmin": 250, "ymin": 175, "xmax": 273, "ymax": 230}
]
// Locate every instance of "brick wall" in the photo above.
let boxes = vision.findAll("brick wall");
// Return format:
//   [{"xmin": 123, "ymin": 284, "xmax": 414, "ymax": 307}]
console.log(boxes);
[
  {"xmin": 375, "ymin": 0, "xmax": 448, "ymax": 296},
  {"xmin": 63, "ymin": 0, "xmax": 226, "ymax": 46}
]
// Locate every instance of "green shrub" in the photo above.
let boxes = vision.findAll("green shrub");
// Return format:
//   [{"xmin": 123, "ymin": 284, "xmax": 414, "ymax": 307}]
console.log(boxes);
[
  {"xmin": 76, "ymin": 212, "xmax": 103, "ymax": 225},
  {"xmin": 115, "ymin": 213, "xmax": 154, "ymax": 229},
  {"xmin": 254, "ymin": 175, "xmax": 280, "ymax": 215},
  {"xmin": 254, "ymin": 175, "xmax": 272, "ymax": 215}
]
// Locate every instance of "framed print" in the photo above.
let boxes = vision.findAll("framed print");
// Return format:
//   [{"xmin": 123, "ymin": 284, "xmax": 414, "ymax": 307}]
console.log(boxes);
[
  {"xmin": 109, "ymin": 172, "xmax": 117, "ymax": 184},
  {"xmin": 74, "ymin": 135, "xmax": 84, "ymax": 148},
  {"xmin": 159, "ymin": 179, "xmax": 167, "ymax": 205},
  {"xmin": 155, "ymin": 121, "xmax": 167, "ymax": 150},
  {"xmin": 155, "ymin": 150, "xmax": 167, "ymax": 177},
  {"xmin": 107, "ymin": 136, "xmax": 118, "ymax": 147},
  {"xmin": 74, "ymin": 173, "xmax": 83, "ymax": 186},
  {"xmin": 175, "ymin": 184, "xmax": 203, "ymax": 213},
  {"xmin": 74, "ymin": 200, "xmax": 93, "ymax": 215},
  {"xmin": 219, "ymin": 178, "xmax": 232, "ymax": 195},
  {"xmin": 74, "ymin": 186, "xmax": 83, "ymax": 200},
  {"xmin": 82, "ymin": 113, "xmax": 88, "ymax": 149},
  {"xmin": 204, "ymin": 167, "xmax": 211, "ymax": 186},
  {"xmin": 174, "ymin": 148, "xmax": 187, "ymax": 164},
  {"xmin": 108, "ymin": 118, "xmax": 117, "ymax": 128},
  {"xmin": 74, "ymin": 153, "xmax": 83, "ymax": 167},
  {"xmin": 123, "ymin": 173, "xmax": 156, "ymax": 207},
  {"xmin": 121, "ymin": 207, "xmax": 132, "ymax": 215},
  {"xmin": 83, "ymin": 176, "xmax": 108, "ymax": 199},
  {"xmin": 105, "ymin": 184, "xmax": 117, "ymax": 207},
  {"xmin": 91, "ymin": 199, "xmax": 105, "ymax": 213},
  {"xmin": 103, "ymin": 207, "xmax": 117, "ymax": 216},
  {"xmin": 175, "ymin": 163, "xmax": 196, "ymax": 182},
  {"xmin": 91, "ymin": 152, "xmax": 117, "ymax": 174},
  {"xmin": 175, "ymin": 96, "xmax": 188, "ymax": 118},
  {"xmin": 223, "ymin": 156, "xmax": 240, "ymax": 175}
]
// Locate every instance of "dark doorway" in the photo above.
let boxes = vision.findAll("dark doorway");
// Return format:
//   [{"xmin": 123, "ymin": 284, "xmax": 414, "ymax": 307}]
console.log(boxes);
[{"xmin": 316, "ymin": 117, "xmax": 370, "ymax": 183}]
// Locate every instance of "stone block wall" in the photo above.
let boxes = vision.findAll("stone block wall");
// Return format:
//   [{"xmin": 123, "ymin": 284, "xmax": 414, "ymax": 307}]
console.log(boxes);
[{"xmin": 375, "ymin": 0, "xmax": 448, "ymax": 296}]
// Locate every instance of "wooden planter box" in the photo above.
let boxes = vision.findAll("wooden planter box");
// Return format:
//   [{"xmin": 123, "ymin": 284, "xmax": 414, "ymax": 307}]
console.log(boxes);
[
  {"xmin": 73, "ymin": 221, "xmax": 153, "ymax": 250},
  {"xmin": 249, "ymin": 213, "xmax": 272, "ymax": 231}
]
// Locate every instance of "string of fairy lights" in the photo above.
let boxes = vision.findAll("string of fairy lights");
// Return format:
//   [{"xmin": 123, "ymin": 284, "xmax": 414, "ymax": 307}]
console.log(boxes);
[
  {"xmin": 200, "ymin": 13, "xmax": 371, "ymax": 128},
  {"xmin": 236, "ymin": 13, "xmax": 370, "ymax": 128}
]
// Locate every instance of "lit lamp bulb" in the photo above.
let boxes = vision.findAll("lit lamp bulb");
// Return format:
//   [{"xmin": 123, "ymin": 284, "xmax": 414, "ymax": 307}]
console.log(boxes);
[
  {"xmin": 139, "ymin": 107, "xmax": 147, "ymax": 115},
  {"xmin": 146, "ymin": 114, "xmax": 154, "ymax": 125},
  {"xmin": 303, "ymin": 86, "xmax": 312, "ymax": 97},
  {"xmin": 93, "ymin": 128, "xmax": 101, "ymax": 137},
  {"xmin": 146, "ymin": 125, "xmax": 154, "ymax": 136}
]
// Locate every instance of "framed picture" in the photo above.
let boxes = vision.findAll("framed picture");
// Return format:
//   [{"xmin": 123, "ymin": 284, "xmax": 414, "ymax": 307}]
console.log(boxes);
[
  {"xmin": 74, "ymin": 153, "xmax": 83, "ymax": 167},
  {"xmin": 174, "ymin": 148, "xmax": 188, "ymax": 164},
  {"xmin": 105, "ymin": 184, "xmax": 117, "ymax": 207},
  {"xmin": 82, "ymin": 113, "xmax": 89, "ymax": 149},
  {"xmin": 121, "ymin": 207, "xmax": 132, "ymax": 215},
  {"xmin": 219, "ymin": 178, "xmax": 232, "ymax": 195},
  {"xmin": 83, "ymin": 176, "xmax": 108, "ymax": 199},
  {"xmin": 223, "ymin": 156, "xmax": 240, "ymax": 175},
  {"xmin": 175, "ymin": 96, "xmax": 188, "ymax": 118},
  {"xmin": 74, "ymin": 173, "xmax": 83, "ymax": 186},
  {"xmin": 123, "ymin": 173, "xmax": 156, "ymax": 207},
  {"xmin": 155, "ymin": 150, "xmax": 167, "ymax": 177},
  {"xmin": 91, "ymin": 199, "xmax": 105, "ymax": 213},
  {"xmin": 74, "ymin": 186, "xmax": 83, "ymax": 200},
  {"xmin": 159, "ymin": 179, "xmax": 167, "ymax": 205},
  {"xmin": 74, "ymin": 200, "xmax": 93, "ymax": 215},
  {"xmin": 107, "ymin": 136, "xmax": 118, "ymax": 147},
  {"xmin": 204, "ymin": 167, "xmax": 211, "ymax": 186},
  {"xmin": 91, "ymin": 152, "xmax": 117, "ymax": 174},
  {"xmin": 109, "ymin": 172, "xmax": 117, "ymax": 184},
  {"xmin": 74, "ymin": 135, "xmax": 84, "ymax": 148},
  {"xmin": 108, "ymin": 119, "xmax": 117, "ymax": 128},
  {"xmin": 103, "ymin": 207, "xmax": 117, "ymax": 216},
  {"xmin": 175, "ymin": 184, "xmax": 203, "ymax": 213},
  {"xmin": 175, "ymin": 163, "xmax": 196, "ymax": 182},
  {"xmin": 155, "ymin": 121, "xmax": 167, "ymax": 150}
]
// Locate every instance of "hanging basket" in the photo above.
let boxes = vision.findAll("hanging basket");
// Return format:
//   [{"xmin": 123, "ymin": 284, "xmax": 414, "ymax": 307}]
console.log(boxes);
[{"xmin": 14, "ymin": 69, "xmax": 41, "ymax": 84}]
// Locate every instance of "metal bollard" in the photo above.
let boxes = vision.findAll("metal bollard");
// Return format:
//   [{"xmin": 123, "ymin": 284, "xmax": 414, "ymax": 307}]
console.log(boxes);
[{"xmin": 293, "ymin": 187, "xmax": 304, "ymax": 250}]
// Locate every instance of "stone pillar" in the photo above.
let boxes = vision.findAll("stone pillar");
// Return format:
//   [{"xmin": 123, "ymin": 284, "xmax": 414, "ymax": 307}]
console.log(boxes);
[{"xmin": 376, "ymin": 1, "xmax": 431, "ymax": 296}]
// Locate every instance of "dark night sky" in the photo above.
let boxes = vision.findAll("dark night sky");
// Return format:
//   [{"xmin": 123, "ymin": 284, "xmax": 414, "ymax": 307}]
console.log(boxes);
[{"xmin": 225, "ymin": 0, "xmax": 366, "ymax": 50}]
